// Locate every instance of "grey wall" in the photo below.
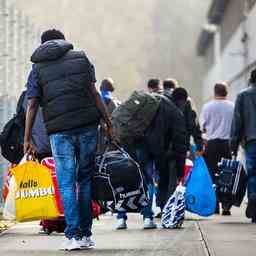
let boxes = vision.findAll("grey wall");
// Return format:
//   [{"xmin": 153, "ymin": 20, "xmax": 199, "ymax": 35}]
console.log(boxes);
[
  {"xmin": 13, "ymin": 0, "xmax": 210, "ymax": 106},
  {"xmin": 220, "ymin": 0, "xmax": 244, "ymax": 51}
]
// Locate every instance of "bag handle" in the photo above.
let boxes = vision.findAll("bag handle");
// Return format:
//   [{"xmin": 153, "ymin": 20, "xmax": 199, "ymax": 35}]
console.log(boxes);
[
  {"xmin": 26, "ymin": 152, "xmax": 37, "ymax": 162},
  {"xmin": 98, "ymin": 141, "xmax": 129, "ymax": 173}
]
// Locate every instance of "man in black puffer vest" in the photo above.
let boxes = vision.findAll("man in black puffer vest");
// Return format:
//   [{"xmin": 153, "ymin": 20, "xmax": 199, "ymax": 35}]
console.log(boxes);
[{"xmin": 24, "ymin": 29, "xmax": 112, "ymax": 251}]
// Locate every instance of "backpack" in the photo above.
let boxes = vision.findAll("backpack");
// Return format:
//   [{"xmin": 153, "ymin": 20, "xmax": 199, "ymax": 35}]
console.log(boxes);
[
  {"xmin": 111, "ymin": 90, "xmax": 161, "ymax": 146},
  {"xmin": 0, "ymin": 91, "xmax": 26, "ymax": 164}
]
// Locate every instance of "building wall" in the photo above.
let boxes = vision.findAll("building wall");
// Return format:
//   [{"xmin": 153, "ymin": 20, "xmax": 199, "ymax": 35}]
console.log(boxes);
[
  {"xmin": 0, "ymin": 0, "xmax": 40, "ymax": 207},
  {"xmin": 202, "ymin": 2, "xmax": 256, "ymax": 102},
  {"xmin": 248, "ymin": 0, "xmax": 256, "ymax": 10},
  {"xmin": 220, "ymin": 0, "xmax": 244, "ymax": 51},
  {"xmin": 203, "ymin": 39, "xmax": 215, "ymax": 74},
  {"xmin": 14, "ymin": 0, "xmax": 211, "ymax": 107}
]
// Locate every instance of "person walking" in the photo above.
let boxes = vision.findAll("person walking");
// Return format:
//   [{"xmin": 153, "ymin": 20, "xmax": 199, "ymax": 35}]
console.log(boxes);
[
  {"xmin": 147, "ymin": 79, "xmax": 187, "ymax": 211},
  {"xmin": 230, "ymin": 69, "xmax": 256, "ymax": 223},
  {"xmin": 97, "ymin": 78, "xmax": 120, "ymax": 153},
  {"xmin": 147, "ymin": 78, "xmax": 163, "ymax": 94},
  {"xmin": 116, "ymin": 79, "xmax": 161, "ymax": 230},
  {"xmin": 115, "ymin": 79, "xmax": 187, "ymax": 229},
  {"xmin": 200, "ymin": 82, "xmax": 234, "ymax": 215},
  {"xmin": 163, "ymin": 78, "xmax": 178, "ymax": 96},
  {"xmin": 167, "ymin": 87, "xmax": 203, "ymax": 154},
  {"xmin": 24, "ymin": 29, "xmax": 112, "ymax": 251},
  {"xmin": 100, "ymin": 78, "xmax": 120, "ymax": 114}
]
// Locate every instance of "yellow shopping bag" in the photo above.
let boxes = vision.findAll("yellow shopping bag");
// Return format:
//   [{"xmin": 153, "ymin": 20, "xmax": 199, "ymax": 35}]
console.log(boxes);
[{"xmin": 11, "ymin": 160, "xmax": 59, "ymax": 222}]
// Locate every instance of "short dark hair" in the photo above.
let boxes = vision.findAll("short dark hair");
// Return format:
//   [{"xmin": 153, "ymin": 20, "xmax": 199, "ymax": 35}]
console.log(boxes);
[
  {"xmin": 41, "ymin": 29, "xmax": 65, "ymax": 44},
  {"xmin": 147, "ymin": 79, "xmax": 160, "ymax": 90},
  {"xmin": 250, "ymin": 69, "xmax": 256, "ymax": 84},
  {"xmin": 214, "ymin": 82, "xmax": 228, "ymax": 97},
  {"xmin": 163, "ymin": 78, "xmax": 178, "ymax": 90},
  {"xmin": 100, "ymin": 78, "xmax": 115, "ymax": 92},
  {"xmin": 172, "ymin": 87, "xmax": 188, "ymax": 102}
]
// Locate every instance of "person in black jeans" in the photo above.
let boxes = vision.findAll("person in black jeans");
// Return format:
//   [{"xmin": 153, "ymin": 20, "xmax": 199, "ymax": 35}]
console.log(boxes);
[{"xmin": 200, "ymin": 82, "xmax": 234, "ymax": 215}]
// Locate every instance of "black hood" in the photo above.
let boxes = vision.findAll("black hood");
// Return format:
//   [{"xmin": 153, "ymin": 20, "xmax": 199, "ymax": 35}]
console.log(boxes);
[{"xmin": 31, "ymin": 40, "xmax": 73, "ymax": 63}]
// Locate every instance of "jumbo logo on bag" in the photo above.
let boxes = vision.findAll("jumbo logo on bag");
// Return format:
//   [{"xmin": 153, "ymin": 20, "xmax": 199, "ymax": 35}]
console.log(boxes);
[{"xmin": 16, "ymin": 179, "xmax": 55, "ymax": 199}]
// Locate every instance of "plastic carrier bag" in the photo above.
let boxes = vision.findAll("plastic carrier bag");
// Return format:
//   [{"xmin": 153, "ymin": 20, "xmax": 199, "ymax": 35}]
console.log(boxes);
[
  {"xmin": 7, "ymin": 160, "xmax": 59, "ymax": 222},
  {"xmin": 185, "ymin": 156, "xmax": 216, "ymax": 217},
  {"xmin": 3, "ymin": 175, "xmax": 17, "ymax": 220},
  {"xmin": 161, "ymin": 185, "xmax": 186, "ymax": 229}
]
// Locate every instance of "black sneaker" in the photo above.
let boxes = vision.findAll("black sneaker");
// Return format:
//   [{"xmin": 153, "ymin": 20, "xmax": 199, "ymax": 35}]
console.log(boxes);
[
  {"xmin": 246, "ymin": 194, "xmax": 256, "ymax": 219},
  {"xmin": 252, "ymin": 217, "xmax": 256, "ymax": 224},
  {"xmin": 222, "ymin": 210, "xmax": 231, "ymax": 216}
]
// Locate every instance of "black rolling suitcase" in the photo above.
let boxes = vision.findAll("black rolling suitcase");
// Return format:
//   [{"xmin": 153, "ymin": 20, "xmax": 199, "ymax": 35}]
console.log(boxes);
[{"xmin": 216, "ymin": 158, "xmax": 247, "ymax": 207}]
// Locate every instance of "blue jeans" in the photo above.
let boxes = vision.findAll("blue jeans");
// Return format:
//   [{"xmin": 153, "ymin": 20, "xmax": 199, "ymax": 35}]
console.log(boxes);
[
  {"xmin": 245, "ymin": 141, "xmax": 256, "ymax": 197},
  {"xmin": 117, "ymin": 144, "xmax": 155, "ymax": 220},
  {"xmin": 50, "ymin": 127, "xmax": 97, "ymax": 239}
]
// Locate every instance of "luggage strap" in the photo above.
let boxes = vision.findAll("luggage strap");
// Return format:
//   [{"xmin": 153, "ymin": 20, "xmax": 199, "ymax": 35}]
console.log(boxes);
[{"xmin": 98, "ymin": 142, "xmax": 130, "ymax": 173}]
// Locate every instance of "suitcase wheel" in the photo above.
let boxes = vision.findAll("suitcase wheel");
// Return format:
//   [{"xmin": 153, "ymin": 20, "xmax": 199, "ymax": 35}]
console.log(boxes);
[{"xmin": 43, "ymin": 228, "xmax": 52, "ymax": 235}]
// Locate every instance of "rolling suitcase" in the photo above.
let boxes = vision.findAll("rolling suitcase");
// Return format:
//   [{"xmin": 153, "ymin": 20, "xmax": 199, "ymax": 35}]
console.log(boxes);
[{"xmin": 216, "ymin": 158, "xmax": 247, "ymax": 207}]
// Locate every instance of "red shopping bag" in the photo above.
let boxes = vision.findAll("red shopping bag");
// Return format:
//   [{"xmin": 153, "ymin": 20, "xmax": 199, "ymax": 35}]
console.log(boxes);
[
  {"xmin": 182, "ymin": 159, "xmax": 193, "ymax": 184},
  {"xmin": 41, "ymin": 157, "xmax": 101, "ymax": 219},
  {"xmin": 41, "ymin": 158, "xmax": 64, "ymax": 215}
]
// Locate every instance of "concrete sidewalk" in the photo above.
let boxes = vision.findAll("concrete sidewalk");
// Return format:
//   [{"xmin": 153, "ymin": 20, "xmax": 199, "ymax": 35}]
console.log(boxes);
[{"xmin": 0, "ymin": 206, "xmax": 255, "ymax": 256}]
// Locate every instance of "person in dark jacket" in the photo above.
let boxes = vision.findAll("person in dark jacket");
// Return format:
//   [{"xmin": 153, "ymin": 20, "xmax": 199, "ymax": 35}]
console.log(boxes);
[
  {"xmin": 24, "ymin": 29, "xmax": 112, "ymax": 251},
  {"xmin": 170, "ymin": 87, "xmax": 203, "ymax": 153},
  {"xmin": 230, "ymin": 69, "xmax": 256, "ymax": 223},
  {"xmin": 98, "ymin": 78, "xmax": 120, "ymax": 153},
  {"xmin": 146, "ymin": 95, "xmax": 187, "ymax": 210},
  {"xmin": 146, "ymin": 80, "xmax": 187, "ymax": 214},
  {"xmin": 115, "ymin": 87, "xmax": 187, "ymax": 229}
]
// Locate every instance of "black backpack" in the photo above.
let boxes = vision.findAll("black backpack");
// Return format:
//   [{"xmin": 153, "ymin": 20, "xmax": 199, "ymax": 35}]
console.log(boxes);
[{"xmin": 0, "ymin": 91, "xmax": 26, "ymax": 164}]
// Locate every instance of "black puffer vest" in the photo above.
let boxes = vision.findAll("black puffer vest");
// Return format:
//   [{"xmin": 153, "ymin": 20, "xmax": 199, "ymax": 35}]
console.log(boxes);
[{"xmin": 31, "ymin": 40, "xmax": 100, "ymax": 134}]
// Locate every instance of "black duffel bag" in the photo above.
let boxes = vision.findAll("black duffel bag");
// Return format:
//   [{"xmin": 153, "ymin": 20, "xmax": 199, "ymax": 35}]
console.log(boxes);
[{"xmin": 93, "ymin": 144, "xmax": 148, "ymax": 212}]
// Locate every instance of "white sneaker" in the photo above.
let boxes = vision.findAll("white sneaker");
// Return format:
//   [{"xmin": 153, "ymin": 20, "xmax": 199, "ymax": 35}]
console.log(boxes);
[
  {"xmin": 115, "ymin": 218, "xmax": 127, "ymax": 230},
  {"xmin": 60, "ymin": 237, "xmax": 81, "ymax": 251},
  {"xmin": 78, "ymin": 236, "xmax": 95, "ymax": 249},
  {"xmin": 143, "ymin": 218, "xmax": 157, "ymax": 229}
]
